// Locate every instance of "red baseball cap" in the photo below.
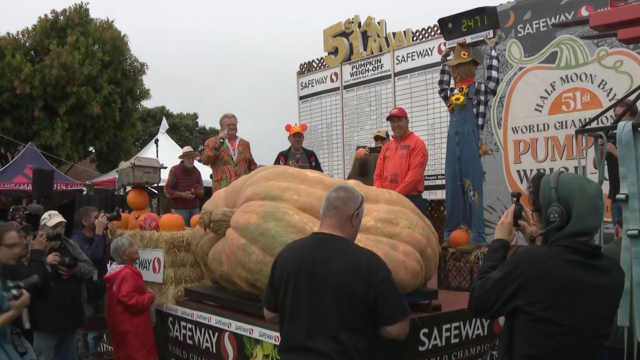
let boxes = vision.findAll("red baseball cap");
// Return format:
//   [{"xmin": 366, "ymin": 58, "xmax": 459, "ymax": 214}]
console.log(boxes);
[{"xmin": 386, "ymin": 106, "xmax": 408, "ymax": 121}]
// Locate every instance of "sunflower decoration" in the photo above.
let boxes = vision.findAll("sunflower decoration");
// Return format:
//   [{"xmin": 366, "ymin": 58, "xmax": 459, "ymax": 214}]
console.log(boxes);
[
  {"xmin": 447, "ymin": 103, "xmax": 455, "ymax": 113},
  {"xmin": 457, "ymin": 85, "xmax": 468, "ymax": 96},
  {"xmin": 448, "ymin": 93, "xmax": 468, "ymax": 111},
  {"xmin": 460, "ymin": 51, "xmax": 469, "ymax": 59},
  {"xmin": 478, "ymin": 140, "xmax": 493, "ymax": 157}
]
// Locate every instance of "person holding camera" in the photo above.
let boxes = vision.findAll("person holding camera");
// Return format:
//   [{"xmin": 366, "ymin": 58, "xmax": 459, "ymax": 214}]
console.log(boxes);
[
  {"xmin": 468, "ymin": 172, "xmax": 624, "ymax": 360},
  {"xmin": 0, "ymin": 223, "xmax": 33, "ymax": 360},
  {"xmin": 31, "ymin": 211, "xmax": 95, "ymax": 360},
  {"xmin": 273, "ymin": 123, "xmax": 323, "ymax": 172},
  {"xmin": 347, "ymin": 129, "xmax": 390, "ymax": 185},
  {"xmin": 1, "ymin": 222, "xmax": 52, "ymax": 360},
  {"xmin": 71, "ymin": 207, "xmax": 116, "ymax": 354}
]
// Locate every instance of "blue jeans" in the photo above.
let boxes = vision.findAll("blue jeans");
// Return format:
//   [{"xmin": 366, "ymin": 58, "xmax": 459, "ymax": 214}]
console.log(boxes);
[
  {"xmin": 20, "ymin": 337, "xmax": 36, "ymax": 360},
  {"xmin": 175, "ymin": 208, "xmax": 200, "ymax": 227},
  {"xmin": 406, "ymin": 194, "xmax": 426, "ymax": 216},
  {"xmin": 34, "ymin": 331, "xmax": 78, "ymax": 360},
  {"xmin": 611, "ymin": 200, "xmax": 623, "ymax": 227},
  {"xmin": 76, "ymin": 299, "xmax": 104, "ymax": 354}
]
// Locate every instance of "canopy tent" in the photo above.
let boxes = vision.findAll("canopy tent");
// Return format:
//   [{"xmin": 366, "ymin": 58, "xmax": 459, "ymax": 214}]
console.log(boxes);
[
  {"xmin": 92, "ymin": 118, "xmax": 213, "ymax": 187},
  {"xmin": 0, "ymin": 142, "xmax": 84, "ymax": 191}
]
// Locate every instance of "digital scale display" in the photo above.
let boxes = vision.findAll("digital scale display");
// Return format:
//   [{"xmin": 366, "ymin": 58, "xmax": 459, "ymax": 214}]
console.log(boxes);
[{"xmin": 438, "ymin": 7, "xmax": 500, "ymax": 45}]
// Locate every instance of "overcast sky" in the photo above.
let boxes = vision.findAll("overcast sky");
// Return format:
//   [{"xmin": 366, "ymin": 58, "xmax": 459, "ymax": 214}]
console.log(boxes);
[{"xmin": 3, "ymin": 0, "xmax": 503, "ymax": 166}]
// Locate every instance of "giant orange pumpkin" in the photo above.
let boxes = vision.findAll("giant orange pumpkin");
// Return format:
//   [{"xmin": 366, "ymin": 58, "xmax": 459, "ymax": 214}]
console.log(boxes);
[
  {"xmin": 159, "ymin": 212, "xmax": 186, "ymax": 231},
  {"xmin": 191, "ymin": 166, "xmax": 439, "ymax": 298},
  {"xmin": 450, "ymin": 228, "xmax": 471, "ymax": 248},
  {"xmin": 127, "ymin": 188, "xmax": 149, "ymax": 210}
]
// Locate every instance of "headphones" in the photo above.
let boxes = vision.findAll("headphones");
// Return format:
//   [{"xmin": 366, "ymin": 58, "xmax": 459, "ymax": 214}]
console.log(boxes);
[{"xmin": 546, "ymin": 171, "xmax": 571, "ymax": 229}]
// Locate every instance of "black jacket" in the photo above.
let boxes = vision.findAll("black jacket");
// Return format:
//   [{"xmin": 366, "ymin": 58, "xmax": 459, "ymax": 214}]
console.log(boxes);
[
  {"xmin": 468, "ymin": 239, "xmax": 624, "ymax": 360},
  {"xmin": 1, "ymin": 250, "xmax": 50, "ymax": 333},
  {"xmin": 274, "ymin": 147, "xmax": 323, "ymax": 172},
  {"xmin": 31, "ymin": 238, "xmax": 95, "ymax": 333}
]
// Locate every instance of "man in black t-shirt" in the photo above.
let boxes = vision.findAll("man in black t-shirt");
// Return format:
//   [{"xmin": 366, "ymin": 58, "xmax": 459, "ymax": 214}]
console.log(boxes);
[
  {"xmin": 262, "ymin": 184, "xmax": 411, "ymax": 360},
  {"xmin": 593, "ymin": 100, "xmax": 638, "ymax": 227}
]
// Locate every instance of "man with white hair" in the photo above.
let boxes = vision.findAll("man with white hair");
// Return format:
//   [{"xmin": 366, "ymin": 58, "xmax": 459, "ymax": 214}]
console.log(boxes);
[
  {"xmin": 262, "ymin": 184, "xmax": 411, "ymax": 359},
  {"xmin": 31, "ymin": 211, "xmax": 95, "ymax": 360}
]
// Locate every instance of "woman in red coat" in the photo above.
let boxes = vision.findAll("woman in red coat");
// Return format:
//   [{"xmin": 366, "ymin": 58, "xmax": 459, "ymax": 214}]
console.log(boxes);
[{"xmin": 105, "ymin": 236, "xmax": 157, "ymax": 360}]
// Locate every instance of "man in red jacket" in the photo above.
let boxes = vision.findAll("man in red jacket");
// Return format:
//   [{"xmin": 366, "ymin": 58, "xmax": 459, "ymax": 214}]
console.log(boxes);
[
  {"xmin": 374, "ymin": 107, "xmax": 429, "ymax": 214},
  {"xmin": 164, "ymin": 146, "xmax": 205, "ymax": 226}
]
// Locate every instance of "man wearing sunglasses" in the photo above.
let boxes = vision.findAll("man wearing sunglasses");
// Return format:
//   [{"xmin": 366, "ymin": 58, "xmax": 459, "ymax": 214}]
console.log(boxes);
[{"xmin": 262, "ymin": 184, "xmax": 410, "ymax": 360}]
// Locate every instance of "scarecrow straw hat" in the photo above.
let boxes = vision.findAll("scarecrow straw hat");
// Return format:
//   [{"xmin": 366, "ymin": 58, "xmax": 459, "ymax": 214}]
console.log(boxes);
[{"xmin": 445, "ymin": 43, "xmax": 480, "ymax": 67}]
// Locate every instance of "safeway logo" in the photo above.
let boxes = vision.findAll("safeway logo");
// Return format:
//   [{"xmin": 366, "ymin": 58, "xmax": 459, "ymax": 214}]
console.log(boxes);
[
  {"xmin": 258, "ymin": 330, "xmax": 280, "ymax": 344},
  {"xmin": 195, "ymin": 313, "xmax": 211, "ymax": 323},
  {"xmin": 215, "ymin": 318, "xmax": 232, "ymax": 329},
  {"xmin": 234, "ymin": 324, "xmax": 254, "ymax": 336},
  {"xmin": 329, "ymin": 71, "xmax": 339, "ymax": 83},
  {"xmin": 179, "ymin": 309, "xmax": 192, "ymax": 318},
  {"xmin": 152, "ymin": 257, "xmax": 162, "ymax": 274},
  {"xmin": 220, "ymin": 331, "xmax": 238, "ymax": 360}
]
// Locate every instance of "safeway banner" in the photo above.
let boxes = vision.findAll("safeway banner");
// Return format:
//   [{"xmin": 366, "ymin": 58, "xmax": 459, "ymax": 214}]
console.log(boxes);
[{"xmin": 134, "ymin": 249, "xmax": 164, "ymax": 283}]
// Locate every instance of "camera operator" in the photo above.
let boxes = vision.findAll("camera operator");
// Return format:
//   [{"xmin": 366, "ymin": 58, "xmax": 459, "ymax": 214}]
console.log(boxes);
[
  {"xmin": 71, "ymin": 207, "xmax": 116, "ymax": 354},
  {"xmin": 1, "ymin": 222, "xmax": 51, "ymax": 360},
  {"xmin": 468, "ymin": 171, "xmax": 625, "ymax": 360},
  {"xmin": 347, "ymin": 129, "xmax": 390, "ymax": 185},
  {"xmin": 31, "ymin": 211, "xmax": 95, "ymax": 360},
  {"xmin": 0, "ymin": 223, "xmax": 32, "ymax": 360}
]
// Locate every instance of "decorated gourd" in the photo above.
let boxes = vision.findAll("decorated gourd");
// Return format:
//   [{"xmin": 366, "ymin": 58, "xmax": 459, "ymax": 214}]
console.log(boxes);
[
  {"xmin": 127, "ymin": 188, "xmax": 149, "ymax": 210},
  {"xmin": 138, "ymin": 213, "xmax": 160, "ymax": 231},
  {"xmin": 191, "ymin": 165, "xmax": 439, "ymax": 298},
  {"xmin": 159, "ymin": 212, "xmax": 186, "ymax": 231},
  {"xmin": 190, "ymin": 214, "xmax": 200, "ymax": 228}
]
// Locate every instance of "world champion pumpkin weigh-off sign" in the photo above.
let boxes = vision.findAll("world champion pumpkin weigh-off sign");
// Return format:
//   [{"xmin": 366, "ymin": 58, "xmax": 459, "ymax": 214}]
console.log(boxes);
[{"xmin": 492, "ymin": 35, "xmax": 640, "ymax": 220}]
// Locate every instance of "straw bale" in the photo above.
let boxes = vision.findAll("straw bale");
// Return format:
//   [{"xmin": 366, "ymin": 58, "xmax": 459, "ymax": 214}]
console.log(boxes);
[{"xmin": 114, "ymin": 229, "xmax": 209, "ymax": 306}]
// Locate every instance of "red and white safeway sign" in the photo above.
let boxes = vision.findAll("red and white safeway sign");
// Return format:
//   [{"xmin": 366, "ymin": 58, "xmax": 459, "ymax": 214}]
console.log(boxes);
[{"xmin": 134, "ymin": 249, "xmax": 164, "ymax": 283}]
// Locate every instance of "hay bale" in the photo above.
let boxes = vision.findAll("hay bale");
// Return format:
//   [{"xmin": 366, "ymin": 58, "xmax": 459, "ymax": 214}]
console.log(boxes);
[{"xmin": 115, "ymin": 229, "xmax": 209, "ymax": 305}]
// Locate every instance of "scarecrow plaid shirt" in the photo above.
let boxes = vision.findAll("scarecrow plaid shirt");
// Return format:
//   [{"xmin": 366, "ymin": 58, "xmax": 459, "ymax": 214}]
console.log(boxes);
[{"xmin": 438, "ymin": 49, "xmax": 499, "ymax": 132}]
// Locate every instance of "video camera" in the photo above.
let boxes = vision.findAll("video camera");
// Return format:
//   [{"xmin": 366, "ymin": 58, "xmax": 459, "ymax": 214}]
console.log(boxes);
[
  {"xmin": 356, "ymin": 145, "xmax": 382, "ymax": 155},
  {"xmin": 102, "ymin": 207, "xmax": 122, "ymax": 222},
  {"xmin": 31, "ymin": 228, "xmax": 63, "ymax": 242},
  {"xmin": 5, "ymin": 275, "xmax": 40, "ymax": 301},
  {"xmin": 512, "ymin": 191, "xmax": 524, "ymax": 227}
]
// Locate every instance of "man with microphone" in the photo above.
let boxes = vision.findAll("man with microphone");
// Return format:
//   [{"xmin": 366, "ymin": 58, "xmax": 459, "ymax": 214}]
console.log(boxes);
[
  {"xmin": 273, "ymin": 123, "xmax": 323, "ymax": 172},
  {"xmin": 201, "ymin": 113, "xmax": 258, "ymax": 191}
]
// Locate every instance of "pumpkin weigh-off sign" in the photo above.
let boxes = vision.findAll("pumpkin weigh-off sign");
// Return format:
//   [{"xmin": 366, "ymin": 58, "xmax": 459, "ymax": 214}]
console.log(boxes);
[{"xmin": 492, "ymin": 35, "xmax": 640, "ymax": 220}]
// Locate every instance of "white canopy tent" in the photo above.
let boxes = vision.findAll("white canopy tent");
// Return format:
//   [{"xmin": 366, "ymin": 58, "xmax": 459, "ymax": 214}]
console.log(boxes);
[{"xmin": 93, "ymin": 118, "xmax": 212, "ymax": 187}]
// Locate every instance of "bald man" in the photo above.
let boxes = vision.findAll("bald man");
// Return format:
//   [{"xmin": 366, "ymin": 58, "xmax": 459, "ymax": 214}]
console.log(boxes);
[{"xmin": 262, "ymin": 184, "xmax": 411, "ymax": 359}]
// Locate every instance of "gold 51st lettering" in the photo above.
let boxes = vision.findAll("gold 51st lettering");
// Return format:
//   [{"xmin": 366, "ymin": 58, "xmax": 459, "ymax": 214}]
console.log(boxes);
[{"xmin": 323, "ymin": 15, "xmax": 412, "ymax": 67}]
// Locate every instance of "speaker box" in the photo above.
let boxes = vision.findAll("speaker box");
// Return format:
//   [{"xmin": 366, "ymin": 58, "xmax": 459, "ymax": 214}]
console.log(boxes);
[{"xmin": 32, "ymin": 169, "xmax": 55, "ymax": 199}]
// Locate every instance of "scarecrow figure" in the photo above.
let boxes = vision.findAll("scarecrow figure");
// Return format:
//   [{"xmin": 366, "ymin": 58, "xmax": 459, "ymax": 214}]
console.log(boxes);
[{"xmin": 439, "ymin": 34, "xmax": 500, "ymax": 252}]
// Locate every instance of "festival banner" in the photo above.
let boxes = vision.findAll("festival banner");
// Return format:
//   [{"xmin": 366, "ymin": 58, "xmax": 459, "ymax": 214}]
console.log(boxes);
[{"xmin": 481, "ymin": 0, "xmax": 639, "ymax": 242}]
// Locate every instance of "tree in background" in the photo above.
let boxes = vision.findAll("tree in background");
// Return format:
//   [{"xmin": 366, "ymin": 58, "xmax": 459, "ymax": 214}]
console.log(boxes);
[
  {"xmin": 0, "ymin": 2, "xmax": 150, "ymax": 172},
  {"xmin": 134, "ymin": 106, "xmax": 219, "ymax": 159}
]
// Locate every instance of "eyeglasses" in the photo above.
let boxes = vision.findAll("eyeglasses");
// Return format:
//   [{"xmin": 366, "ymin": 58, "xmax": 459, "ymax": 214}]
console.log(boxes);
[{"xmin": 1, "ymin": 242, "xmax": 23, "ymax": 250}]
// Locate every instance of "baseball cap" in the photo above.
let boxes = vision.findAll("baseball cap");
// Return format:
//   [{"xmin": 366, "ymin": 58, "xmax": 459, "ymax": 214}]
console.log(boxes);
[
  {"xmin": 373, "ymin": 129, "xmax": 390, "ymax": 140},
  {"xmin": 40, "ymin": 211, "xmax": 66, "ymax": 228},
  {"xmin": 386, "ymin": 106, "xmax": 408, "ymax": 121}
]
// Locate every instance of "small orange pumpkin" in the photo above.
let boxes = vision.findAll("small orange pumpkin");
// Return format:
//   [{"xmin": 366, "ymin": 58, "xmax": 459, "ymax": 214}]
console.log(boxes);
[
  {"xmin": 450, "ymin": 228, "xmax": 471, "ymax": 248},
  {"xmin": 190, "ymin": 214, "xmax": 200, "ymax": 228},
  {"xmin": 159, "ymin": 212, "xmax": 186, "ymax": 232},
  {"xmin": 127, "ymin": 188, "xmax": 149, "ymax": 210},
  {"xmin": 112, "ymin": 211, "xmax": 130, "ymax": 230},
  {"xmin": 128, "ymin": 209, "xmax": 148, "ymax": 230}
]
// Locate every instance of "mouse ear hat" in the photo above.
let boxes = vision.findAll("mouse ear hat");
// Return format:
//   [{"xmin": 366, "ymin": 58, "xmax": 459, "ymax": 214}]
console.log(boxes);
[{"xmin": 285, "ymin": 123, "xmax": 307, "ymax": 136}]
